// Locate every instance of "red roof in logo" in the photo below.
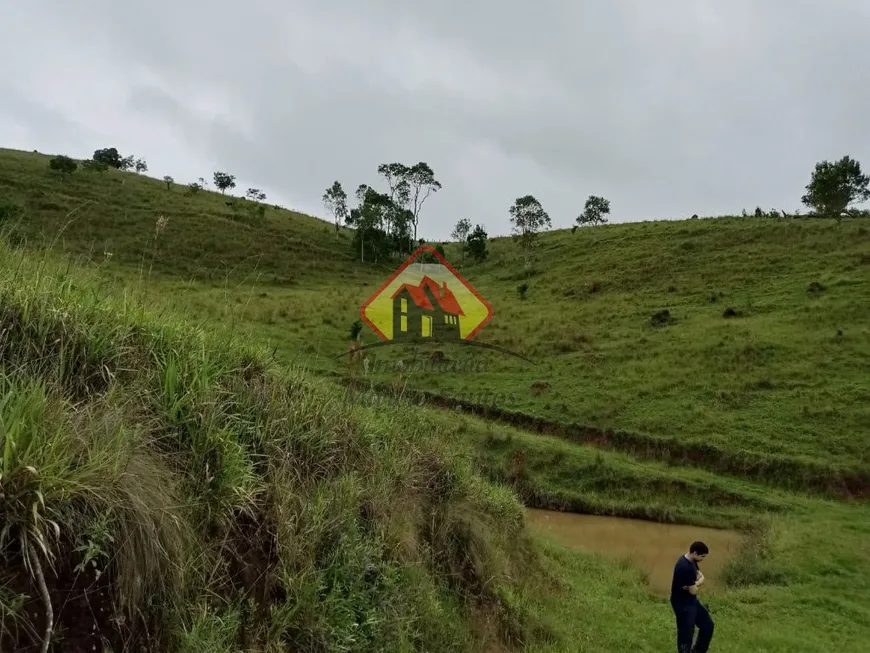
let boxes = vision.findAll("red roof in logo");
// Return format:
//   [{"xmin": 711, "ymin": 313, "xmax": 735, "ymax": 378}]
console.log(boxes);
[{"xmin": 391, "ymin": 276, "xmax": 465, "ymax": 316}]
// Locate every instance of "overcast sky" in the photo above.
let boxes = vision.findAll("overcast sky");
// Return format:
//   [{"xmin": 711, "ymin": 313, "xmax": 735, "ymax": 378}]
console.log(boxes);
[{"xmin": 2, "ymin": 1, "xmax": 869, "ymax": 240}]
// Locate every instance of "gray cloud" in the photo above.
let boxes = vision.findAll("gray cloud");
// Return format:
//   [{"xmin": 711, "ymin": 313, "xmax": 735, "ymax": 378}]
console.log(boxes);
[{"xmin": 2, "ymin": 0, "xmax": 869, "ymax": 240}]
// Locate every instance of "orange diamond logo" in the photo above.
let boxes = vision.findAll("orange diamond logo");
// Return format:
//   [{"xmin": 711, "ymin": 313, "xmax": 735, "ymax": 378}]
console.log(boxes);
[{"xmin": 360, "ymin": 246, "xmax": 493, "ymax": 342}]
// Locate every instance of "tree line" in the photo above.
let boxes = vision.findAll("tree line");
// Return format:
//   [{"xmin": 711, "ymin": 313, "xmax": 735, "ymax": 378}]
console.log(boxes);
[
  {"xmin": 322, "ymin": 162, "xmax": 444, "ymax": 263},
  {"xmin": 321, "ymin": 161, "xmax": 617, "ymax": 266},
  {"xmin": 45, "ymin": 145, "xmax": 870, "ymax": 264}
]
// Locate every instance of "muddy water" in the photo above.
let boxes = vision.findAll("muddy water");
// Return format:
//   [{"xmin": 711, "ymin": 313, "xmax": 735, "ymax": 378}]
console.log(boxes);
[{"xmin": 525, "ymin": 508, "xmax": 744, "ymax": 595}]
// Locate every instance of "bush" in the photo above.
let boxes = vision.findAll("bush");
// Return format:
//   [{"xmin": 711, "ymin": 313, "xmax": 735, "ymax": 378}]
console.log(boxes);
[
  {"xmin": 517, "ymin": 283, "xmax": 529, "ymax": 300},
  {"xmin": 649, "ymin": 309, "xmax": 674, "ymax": 327},
  {"xmin": 722, "ymin": 523, "xmax": 788, "ymax": 588},
  {"xmin": 48, "ymin": 155, "xmax": 77, "ymax": 179},
  {"xmin": 466, "ymin": 224, "xmax": 489, "ymax": 262}
]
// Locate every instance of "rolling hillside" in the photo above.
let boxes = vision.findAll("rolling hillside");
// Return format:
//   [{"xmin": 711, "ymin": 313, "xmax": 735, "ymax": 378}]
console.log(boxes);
[
  {"xmin": 3, "ymin": 146, "xmax": 870, "ymax": 652},
  {"xmin": 0, "ymin": 147, "xmax": 377, "ymax": 284},
  {"xmin": 4, "ymin": 147, "xmax": 868, "ymax": 494}
]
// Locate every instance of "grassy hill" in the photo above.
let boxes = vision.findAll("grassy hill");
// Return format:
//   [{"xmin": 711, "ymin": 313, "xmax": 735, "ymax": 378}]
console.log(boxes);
[
  {"xmin": 3, "ymin": 146, "xmax": 870, "ymax": 652},
  {"xmin": 0, "ymin": 147, "xmax": 379, "ymax": 284},
  {"xmin": 2, "ymin": 229, "xmax": 869, "ymax": 653},
  {"xmin": 0, "ymin": 242, "xmax": 556, "ymax": 653},
  {"xmin": 5, "ymin": 147, "xmax": 867, "ymax": 494}
]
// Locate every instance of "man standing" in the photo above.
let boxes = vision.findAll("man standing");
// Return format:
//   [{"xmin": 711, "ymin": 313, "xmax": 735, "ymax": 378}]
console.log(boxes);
[{"xmin": 670, "ymin": 541, "xmax": 715, "ymax": 653}]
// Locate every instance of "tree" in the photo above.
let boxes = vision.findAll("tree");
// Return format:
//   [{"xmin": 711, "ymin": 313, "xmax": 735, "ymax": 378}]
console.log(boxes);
[
  {"xmin": 245, "ymin": 187, "xmax": 267, "ymax": 201},
  {"xmin": 576, "ymin": 195, "xmax": 611, "ymax": 227},
  {"xmin": 82, "ymin": 159, "xmax": 108, "ymax": 174},
  {"xmin": 801, "ymin": 155, "xmax": 870, "ymax": 221},
  {"xmin": 466, "ymin": 224, "xmax": 489, "ymax": 262},
  {"xmin": 48, "ymin": 155, "xmax": 77, "ymax": 180},
  {"xmin": 187, "ymin": 181, "xmax": 202, "ymax": 194},
  {"xmin": 377, "ymin": 163, "xmax": 411, "ymax": 208},
  {"xmin": 377, "ymin": 161, "xmax": 441, "ymax": 243},
  {"xmin": 134, "ymin": 158, "xmax": 148, "ymax": 174},
  {"xmin": 347, "ymin": 185, "xmax": 394, "ymax": 263},
  {"xmin": 451, "ymin": 218, "xmax": 472, "ymax": 243},
  {"xmin": 376, "ymin": 163, "xmax": 413, "ymax": 251},
  {"xmin": 163, "ymin": 175, "xmax": 174, "ymax": 190},
  {"xmin": 405, "ymin": 162, "xmax": 441, "ymax": 242},
  {"xmin": 322, "ymin": 181, "xmax": 349, "ymax": 235},
  {"xmin": 93, "ymin": 147, "xmax": 123, "ymax": 168},
  {"xmin": 119, "ymin": 155, "xmax": 135, "ymax": 171},
  {"xmin": 508, "ymin": 195, "xmax": 551, "ymax": 265},
  {"xmin": 213, "ymin": 172, "xmax": 236, "ymax": 194}
]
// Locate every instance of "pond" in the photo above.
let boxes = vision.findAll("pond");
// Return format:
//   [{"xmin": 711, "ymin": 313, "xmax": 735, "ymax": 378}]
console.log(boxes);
[{"xmin": 525, "ymin": 508, "xmax": 744, "ymax": 595}]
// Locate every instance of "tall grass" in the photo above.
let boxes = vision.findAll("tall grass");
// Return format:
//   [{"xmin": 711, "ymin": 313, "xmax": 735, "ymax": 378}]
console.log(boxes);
[{"xmin": 0, "ymin": 242, "xmax": 547, "ymax": 652}]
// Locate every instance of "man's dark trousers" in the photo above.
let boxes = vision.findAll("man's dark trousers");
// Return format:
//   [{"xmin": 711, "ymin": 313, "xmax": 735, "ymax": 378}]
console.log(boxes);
[{"xmin": 671, "ymin": 599, "xmax": 714, "ymax": 653}]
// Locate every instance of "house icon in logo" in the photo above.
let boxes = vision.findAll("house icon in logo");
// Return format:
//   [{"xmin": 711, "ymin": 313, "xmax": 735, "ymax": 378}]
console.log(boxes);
[{"xmin": 391, "ymin": 276, "xmax": 465, "ymax": 341}]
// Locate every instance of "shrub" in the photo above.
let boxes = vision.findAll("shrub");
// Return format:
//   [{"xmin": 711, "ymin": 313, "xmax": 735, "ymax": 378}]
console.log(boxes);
[
  {"xmin": 517, "ymin": 283, "xmax": 529, "ymax": 300},
  {"xmin": 722, "ymin": 523, "xmax": 789, "ymax": 588},
  {"xmin": 466, "ymin": 224, "xmax": 489, "ymax": 262},
  {"xmin": 649, "ymin": 309, "xmax": 673, "ymax": 327},
  {"xmin": 48, "ymin": 155, "xmax": 77, "ymax": 179}
]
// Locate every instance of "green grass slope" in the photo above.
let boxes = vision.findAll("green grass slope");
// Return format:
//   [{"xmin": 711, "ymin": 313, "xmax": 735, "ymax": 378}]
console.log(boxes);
[
  {"xmin": 4, "ymin": 240, "xmax": 870, "ymax": 653},
  {"xmin": 0, "ymin": 147, "xmax": 376, "ymax": 284},
  {"xmin": 0, "ymin": 243, "xmax": 551, "ymax": 653},
  {"xmin": 3, "ymin": 242, "xmax": 869, "ymax": 653},
  {"xmin": 4, "ymin": 146, "xmax": 870, "ymax": 494},
  {"xmin": 456, "ymin": 217, "xmax": 870, "ymax": 471},
  {"xmin": 3, "ymin": 146, "xmax": 870, "ymax": 652}
]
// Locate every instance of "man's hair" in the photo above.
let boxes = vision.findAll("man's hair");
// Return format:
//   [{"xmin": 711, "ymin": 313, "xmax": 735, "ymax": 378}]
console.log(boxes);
[{"xmin": 689, "ymin": 541, "xmax": 709, "ymax": 555}]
